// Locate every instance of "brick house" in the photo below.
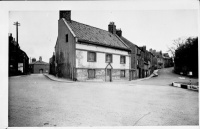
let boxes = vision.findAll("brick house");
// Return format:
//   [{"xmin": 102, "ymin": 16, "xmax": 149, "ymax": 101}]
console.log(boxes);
[
  {"xmin": 149, "ymin": 49, "xmax": 158, "ymax": 73},
  {"xmin": 152, "ymin": 51, "xmax": 164, "ymax": 69},
  {"xmin": 136, "ymin": 46, "xmax": 145, "ymax": 78},
  {"xmin": 114, "ymin": 29, "xmax": 138, "ymax": 80},
  {"xmin": 55, "ymin": 11, "xmax": 131, "ymax": 81},
  {"xmin": 9, "ymin": 33, "xmax": 29, "ymax": 76},
  {"xmin": 163, "ymin": 53, "xmax": 173, "ymax": 68},
  {"xmin": 29, "ymin": 56, "xmax": 49, "ymax": 74}
]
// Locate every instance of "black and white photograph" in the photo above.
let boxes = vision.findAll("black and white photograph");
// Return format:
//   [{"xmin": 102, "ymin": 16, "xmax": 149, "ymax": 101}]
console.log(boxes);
[{"xmin": 0, "ymin": 0, "xmax": 199, "ymax": 128}]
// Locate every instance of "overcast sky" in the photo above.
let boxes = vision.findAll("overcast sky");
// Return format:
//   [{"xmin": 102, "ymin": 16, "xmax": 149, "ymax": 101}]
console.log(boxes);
[{"xmin": 8, "ymin": 5, "xmax": 198, "ymax": 63}]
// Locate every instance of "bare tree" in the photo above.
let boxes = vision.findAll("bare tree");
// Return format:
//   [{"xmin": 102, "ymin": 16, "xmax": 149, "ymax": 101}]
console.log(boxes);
[{"xmin": 167, "ymin": 37, "xmax": 187, "ymax": 58}]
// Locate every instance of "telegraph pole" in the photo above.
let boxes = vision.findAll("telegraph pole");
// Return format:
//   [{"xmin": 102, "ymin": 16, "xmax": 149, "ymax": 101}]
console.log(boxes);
[
  {"xmin": 13, "ymin": 21, "xmax": 20, "ymax": 74},
  {"xmin": 13, "ymin": 21, "xmax": 20, "ymax": 44}
]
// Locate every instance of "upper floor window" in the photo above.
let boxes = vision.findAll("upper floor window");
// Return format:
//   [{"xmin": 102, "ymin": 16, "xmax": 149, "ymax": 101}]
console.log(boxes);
[
  {"xmin": 87, "ymin": 51, "xmax": 96, "ymax": 62},
  {"xmin": 120, "ymin": 55, "xmax": 126, "ymax": 64},
  {"xmin": 66, "ymin": 34, "xmax": 68, "ymax": 42},
  {"xmin": 106, "ymin": 53, "xmax": 112, "ymax": 63}
]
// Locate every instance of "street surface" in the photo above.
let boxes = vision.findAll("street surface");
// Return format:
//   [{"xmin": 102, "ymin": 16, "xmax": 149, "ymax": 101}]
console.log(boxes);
[{"xmin": 9, "ymin": 67, "xmax": 198, "ymax": 126}]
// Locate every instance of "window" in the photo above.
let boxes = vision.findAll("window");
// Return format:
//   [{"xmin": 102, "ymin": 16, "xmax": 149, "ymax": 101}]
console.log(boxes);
[
  {"xmin": 88, "ymin": 69, "xmax": 95, "ymax": 78},
  {"xmin": 120, "ymin": 56, "xmax": 126, "ymax": 64},
  {"xmin": 66, "ymin": 34, "xmax": 68, "ymax": 42},
  {"xmin": 87, "ymin": 51, "xmax": 96, "ymax": 62},
  {"xmin": 106, "ymin": 54, "xmax": 112, "ymax": 63},
  {"xmin": 120, "ymin": 70, "xmax": 125, "ymax": 77}
]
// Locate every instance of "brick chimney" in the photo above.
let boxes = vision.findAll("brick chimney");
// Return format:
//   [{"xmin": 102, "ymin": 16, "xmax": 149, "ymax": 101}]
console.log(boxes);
[
  {"xmin": 60, "ymin": 10, "xmax": 71, "ymax": 21},
  {"xmin": 39, "ymin": 56, "xmax": 42, "ymax": 62},
  {"xmin": 116, "ymin": 29, "xmax": 122, "ymax": 37},
  {"xmin": 108, "ymin": 22, "xmax": 116, "ymax": 34},
  {"xmin": 143, "ymin": 46, "xmax": 146, "ymax": 51},
  {"xmin": 32, "ymin": 58, "xmax": 36, "ymax": 62}
]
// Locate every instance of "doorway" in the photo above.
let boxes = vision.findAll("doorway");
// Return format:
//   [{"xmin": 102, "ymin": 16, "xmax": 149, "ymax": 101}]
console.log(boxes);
[
  {"xmin": 106, "ymin": 69, "xmax": 112, "ymax": 82},
  {"xmin": 39, "ymin": 69, "xmax": 43, "ymax": 74}
]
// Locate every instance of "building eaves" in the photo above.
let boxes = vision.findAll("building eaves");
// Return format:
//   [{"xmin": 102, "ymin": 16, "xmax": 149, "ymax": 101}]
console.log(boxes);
[{"xmin": 78, "ymin": 39, "xmax": 131, "ymax": 52}]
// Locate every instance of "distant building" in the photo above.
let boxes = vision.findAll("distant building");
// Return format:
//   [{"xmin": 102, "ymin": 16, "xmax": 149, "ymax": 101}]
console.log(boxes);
[
  {"xmin": 163, "ymin": 53, "xmax": 173, "ymax": 68},
  {"xmin": 49, "ymin": 53, "xmax": 56, "ymax": 75},
  {"xmin": 117, "ymin": 32, "xmax": 156, "ymax": 80},
  {"xmin": 29, "ymin": 56, "xmax": 49, "ymax": 74},
  {"xmin": 9, "ymin": 33, "xmax": 29, "ymax": 76},
  {"xmin": 117, "ymin": 33, "xmax": 138, "ymax": 80},
  {"xmin": 152, "ymin": 51, "xmax": 164, "ymax": 69}
]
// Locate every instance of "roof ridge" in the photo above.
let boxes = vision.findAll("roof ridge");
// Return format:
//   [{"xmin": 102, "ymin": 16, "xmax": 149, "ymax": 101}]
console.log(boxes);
[{"xmin": 121, "ymin": 36, "xmax": 136, "ymax": 46}]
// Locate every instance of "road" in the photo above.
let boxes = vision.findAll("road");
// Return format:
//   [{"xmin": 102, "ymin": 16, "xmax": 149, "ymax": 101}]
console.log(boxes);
[{"xmin": 9, "ymin": 67, "xmax": 198, "ymax": 126}]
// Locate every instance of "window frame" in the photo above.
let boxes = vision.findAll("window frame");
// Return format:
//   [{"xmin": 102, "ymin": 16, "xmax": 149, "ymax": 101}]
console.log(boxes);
[
  {"xmin": 120, "ymin": 55, "xmax": 126, "ymax": 64},
  {"xmin": 66, "ymin": 34, "xmax": 68, "ymax": 43},
  {"xmin": 120, "ymin": 70, "xmax": 125, "ymax": 78},
  {"xmin": 88, "ymin": 69, "xmax": 95, "ymax": 79},
  {"xmin": 87, "ymin": 51, "xmax": 96, "ymax": 62},
  {"xmin": 105, "ymin": 53, "xmax": 113, "ymax": 63}
]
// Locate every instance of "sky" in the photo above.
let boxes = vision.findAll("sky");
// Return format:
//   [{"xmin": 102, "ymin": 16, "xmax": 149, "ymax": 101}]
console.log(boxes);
[{"xmin": 8, "ymin": 3, "xmax": 198, "ymax": 63}]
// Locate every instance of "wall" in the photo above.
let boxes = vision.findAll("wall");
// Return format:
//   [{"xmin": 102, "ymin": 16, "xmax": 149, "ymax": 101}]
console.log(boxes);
[
  {"xmin": 33, "ymin": 64, "xmax": 49, "ymax": 73},
  {"xmin": 75, "ymin": 43, "xmax": 130, "ymax": 81},
  {"xmin": 55, "ymin": 18, "xmax": 76, "ymax": 79},
  {"xmin": 76, "ymin": 43, "xmax": 130, "ymax": 69}
]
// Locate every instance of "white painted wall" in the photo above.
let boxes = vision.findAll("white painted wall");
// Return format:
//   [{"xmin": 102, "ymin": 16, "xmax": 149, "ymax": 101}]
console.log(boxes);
[{"xmin": 76, "ymin": 44, "xmax": 130, "ymax": 69}]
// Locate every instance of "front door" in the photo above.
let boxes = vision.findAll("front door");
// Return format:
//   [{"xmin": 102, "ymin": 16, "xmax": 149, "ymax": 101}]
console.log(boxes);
[{"xmin": 106, "ymin": 69, "xmax": 111, "ymax": 82}]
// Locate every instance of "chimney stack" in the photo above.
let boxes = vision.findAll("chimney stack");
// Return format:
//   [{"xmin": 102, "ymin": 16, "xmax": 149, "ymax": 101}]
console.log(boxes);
[
  {"xmin": 143, "ymin": 46, "xmax": 146, "ymax": 51},
  {"xmin": 32, "ymin": 58, "xmax": 36, "ymax": 63},
  {"xmin": 60, "ymin": 10, "xmax": 71, "ymax": 21},
  {"xmin": 116, "ymin": 29, "xmax": 122, "ymax": 37},
  {"xmin": 39, "ymin": 56, "xmax": 42, "ymax": 62},
  {"xmin": 108, "ymin": 22, "xmax": 116, "ymax": 34}
]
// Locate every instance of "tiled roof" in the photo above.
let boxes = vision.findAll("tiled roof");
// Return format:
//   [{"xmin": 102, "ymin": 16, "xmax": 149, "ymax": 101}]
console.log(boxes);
[
  {"xmin": 120, "ymin": 36, "xmax": 136, "ymax": 50},
  {"xmin": 66, "ymin": 20, "xmax": 129, "ymax": 50},
  {"xmin": 30, "ymin": 61, "xmax": 49, "ymax": 65}
]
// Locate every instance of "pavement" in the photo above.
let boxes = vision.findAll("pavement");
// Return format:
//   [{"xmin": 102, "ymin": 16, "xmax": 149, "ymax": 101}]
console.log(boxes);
[
  {"xmin": 172, "ymin": 82, "xmax": 199, "ymax": 91},
  {"xmin": 43, "ymin": 73, "xmax": 74, "ymax": 83},
  {"xmin": 43, "ymin": 69, "xmax": 159, "ymax": 83}
]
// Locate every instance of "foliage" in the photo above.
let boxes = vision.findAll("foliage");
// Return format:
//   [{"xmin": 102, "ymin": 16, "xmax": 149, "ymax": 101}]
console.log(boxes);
[{"xmin": 174, "ymin": 37, "xmax": 198, "ymax": 77}]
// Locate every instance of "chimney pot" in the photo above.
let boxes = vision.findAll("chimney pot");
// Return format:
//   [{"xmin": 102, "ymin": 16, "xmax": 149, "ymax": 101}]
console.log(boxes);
[{"xmin": 116, "ymin": 29, "xmax": 122, "ymax": 37}]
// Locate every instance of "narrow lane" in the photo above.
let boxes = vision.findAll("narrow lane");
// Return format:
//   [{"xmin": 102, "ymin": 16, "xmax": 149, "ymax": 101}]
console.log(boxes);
[{"xmin": 132, "ymin": 67, "xmax": 198, "ymax": 86}]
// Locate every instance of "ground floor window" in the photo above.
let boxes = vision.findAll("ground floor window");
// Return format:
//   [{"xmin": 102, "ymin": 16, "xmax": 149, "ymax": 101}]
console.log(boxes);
[
  {"xmin": 88, "ymin": 69, "xmax": 95, "ymax": 78},
  {"xmin": 120, "ymin": 70, "xmax": 125, "ymax": 77}
]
